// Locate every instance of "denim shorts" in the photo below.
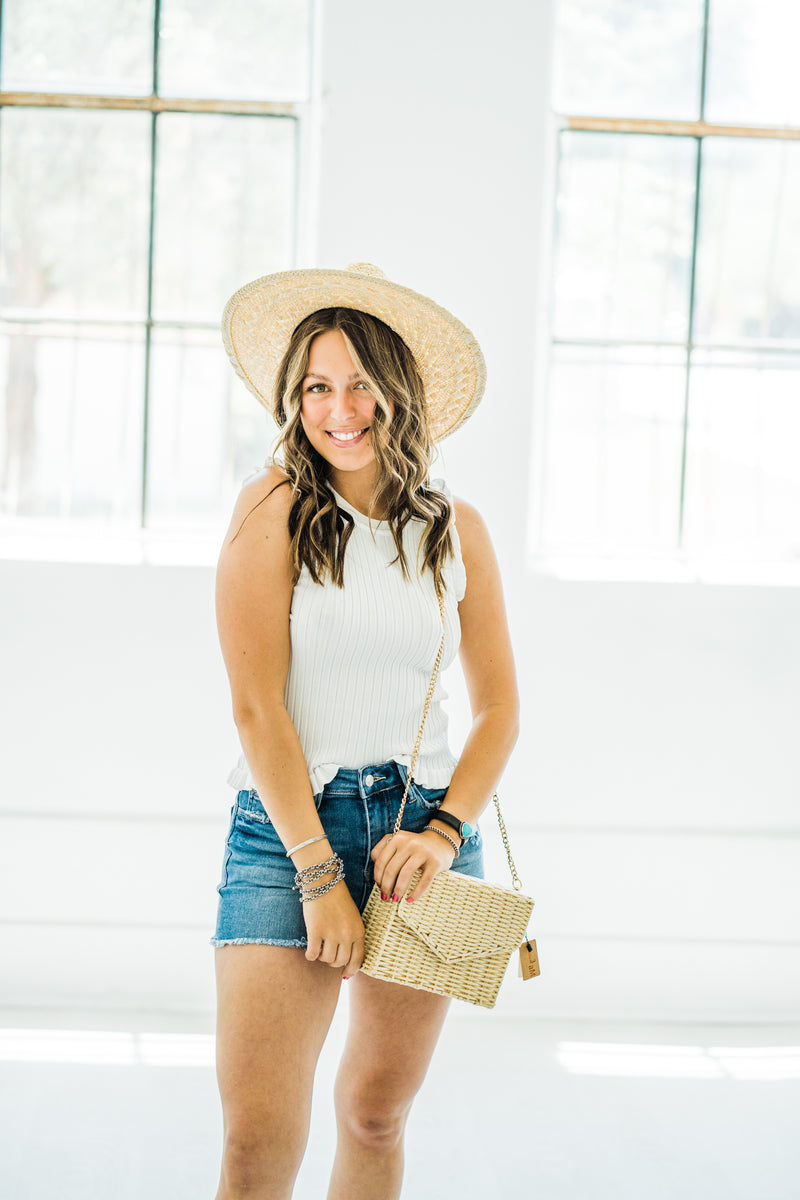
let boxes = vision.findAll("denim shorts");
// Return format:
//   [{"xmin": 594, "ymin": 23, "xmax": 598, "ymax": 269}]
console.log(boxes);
[{"xmin": 210, "ymin": 759, "xmax": 484, "ymax": 948}]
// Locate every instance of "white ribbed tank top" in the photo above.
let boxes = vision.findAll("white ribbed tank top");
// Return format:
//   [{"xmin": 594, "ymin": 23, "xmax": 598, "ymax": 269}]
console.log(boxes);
[{"xmin": 226, "ymin": 478, "xmax": 466, "ymax": 797}]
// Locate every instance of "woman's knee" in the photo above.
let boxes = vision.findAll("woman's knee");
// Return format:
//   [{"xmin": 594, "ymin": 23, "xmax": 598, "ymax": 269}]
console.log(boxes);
[
  {"xmin": 221, "ymin": 1114, "xmax": 306, "ymax": 1190},
  {"xmin": 334, "ymin": 1080, "xmax": 412, "ymax": 1150},
  {"xmin": 221, "ymin": 1131, "xmax": 271, "ymax": 1194}
]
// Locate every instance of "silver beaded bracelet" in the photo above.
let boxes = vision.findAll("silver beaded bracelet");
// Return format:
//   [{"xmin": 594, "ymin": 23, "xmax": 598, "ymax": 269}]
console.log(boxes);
[{"xmin": 422, "ymin": 825, "xmax": 460, "ymax": 857}]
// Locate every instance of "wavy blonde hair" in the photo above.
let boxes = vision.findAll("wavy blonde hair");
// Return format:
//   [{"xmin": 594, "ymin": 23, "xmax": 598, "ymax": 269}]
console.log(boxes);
[{"xmin": 240, "ymin": 307, "xmax": 454, "ymax": 595}]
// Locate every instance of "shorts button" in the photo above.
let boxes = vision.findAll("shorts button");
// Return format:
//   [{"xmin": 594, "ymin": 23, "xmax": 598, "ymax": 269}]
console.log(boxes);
[{"xmin": 364, "ymin": 774, "xmax": 375, "ymax": 787}]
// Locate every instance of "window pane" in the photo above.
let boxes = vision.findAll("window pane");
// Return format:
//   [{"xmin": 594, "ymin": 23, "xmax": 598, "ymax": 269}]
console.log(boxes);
[
  {"xmin": 705, "ymin": 0, "xmax": 800, "ymax": 126},
  {"xmin": 694, "ymin": 139, "xmax": 800, "ymax": 346},
  {"xmin": 0, "ymin": 109, "xmax": 152, "ymax": 321},
  {"xmin": 552, "ymin": 0, "xmax": 704, "ymax": 120},
  {"xmin": 151, "ymin": 114, "xmax": 296, "ymax": 323},
  {"xmin": 0, "ymin": 0, "xmax": 154, "ymax": 95},
  {"xmin": 0, "ymin": 322, "xmax": 145, "ymax": 520},
  {"xmin": 146, "ymin": 327, "xmax": 274, "ymax": 529},
  {"xmin": 553, "ymin": 132, "xmax": 696, "ymax": 342},
  {"xmin": 684, "ymin": 350, "xmax": 800, "ymax": 559},
  {"xmin": 158, "ymin": 0, "xmax": 311, "ymax": 100},
  {"xmin": 538, "ymin": 344, "xmax": 686, "ymax": 553}
]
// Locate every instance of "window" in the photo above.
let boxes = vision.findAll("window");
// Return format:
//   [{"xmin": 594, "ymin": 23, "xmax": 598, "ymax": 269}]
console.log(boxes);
[
  {"xmin": 535, "ymin": 0, "xmax": 800, "ymax": 581},
  {"xmin": 0, "ymin": 0, "xmax": 313, "ymax": 563}
]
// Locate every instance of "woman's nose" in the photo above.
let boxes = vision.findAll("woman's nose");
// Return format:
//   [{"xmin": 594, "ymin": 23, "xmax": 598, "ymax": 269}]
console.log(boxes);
[{"xmin": 328, "ymin": 388, "xmax": 358, "ymax": 420}]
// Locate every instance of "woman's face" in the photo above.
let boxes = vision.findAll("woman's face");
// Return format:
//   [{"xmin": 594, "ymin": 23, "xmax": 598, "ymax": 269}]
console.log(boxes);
[{"xmin": 300, "ymin": 329, "xmax": 387, "ymax": 475}]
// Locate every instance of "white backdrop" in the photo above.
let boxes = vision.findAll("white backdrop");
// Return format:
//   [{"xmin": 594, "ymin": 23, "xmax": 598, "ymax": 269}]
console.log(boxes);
[{"xmin": 1, "ymin": 0, "xmax": 798, "ymax": 1021}]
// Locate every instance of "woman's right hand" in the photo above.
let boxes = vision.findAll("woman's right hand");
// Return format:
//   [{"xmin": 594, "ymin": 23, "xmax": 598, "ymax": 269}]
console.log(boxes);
[{"xmin": 303, "ymin": 881, "xmax": 365, "ymax": 978}]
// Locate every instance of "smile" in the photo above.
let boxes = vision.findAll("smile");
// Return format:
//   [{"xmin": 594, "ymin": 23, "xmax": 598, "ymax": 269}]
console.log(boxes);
[{"xmin": 326, "ymin": 428, "xmax": 368, "ymax": 445}]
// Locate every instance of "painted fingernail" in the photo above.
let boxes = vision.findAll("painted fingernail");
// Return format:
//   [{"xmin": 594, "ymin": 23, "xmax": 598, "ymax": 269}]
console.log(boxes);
[
  {"xmin": 343, "ymin": 975, "xmax": 350, "ymax": 981},
  {"xmin": 380, "ymin": 893, "xmax": 387, "ymax": 901},
  {"xmin": 392, "ymin": 894, "xmax": 399, "ymax": 903}
]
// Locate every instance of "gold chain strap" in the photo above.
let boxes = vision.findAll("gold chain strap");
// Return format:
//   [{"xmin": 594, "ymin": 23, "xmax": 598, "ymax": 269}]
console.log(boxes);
[
  {"xmin": 391, "ymin": 591, "xmax": 526, "ymax": 893},
  {"xmin": 493, "ymin": 792, "xmax": 524, "ymax": 891},
  {"xmin": 391, "ymin": 591, "xmax": 447, "ymax": 836}
]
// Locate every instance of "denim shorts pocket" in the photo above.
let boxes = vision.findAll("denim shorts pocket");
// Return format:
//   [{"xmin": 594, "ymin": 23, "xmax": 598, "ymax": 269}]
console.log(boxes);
[
  {"xmin": 236, "ymin": 787, "xmax": 323, "ymax": 825},
  {"xmin": 408, "ymin": 781, "xmax": 448, "ymax": 811},
  {"xmin": 235, "ymin": 789, "xmax": 271, "ymax": 824}
]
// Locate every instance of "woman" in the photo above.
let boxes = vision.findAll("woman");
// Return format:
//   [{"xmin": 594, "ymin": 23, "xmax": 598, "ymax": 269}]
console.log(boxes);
[{"xmin": 211, "ymin": 263, "xmax": 519, "ymax": 1200}]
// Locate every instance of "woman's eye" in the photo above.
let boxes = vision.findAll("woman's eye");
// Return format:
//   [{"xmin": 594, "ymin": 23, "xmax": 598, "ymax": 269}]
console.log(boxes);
[{"xmin": 305, "ymin": 383, "xmax": 327, "ymax": 393}]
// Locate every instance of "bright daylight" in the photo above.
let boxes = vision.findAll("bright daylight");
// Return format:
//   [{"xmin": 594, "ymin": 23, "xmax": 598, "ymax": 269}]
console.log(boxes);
[{"xmin": 0, "ymin": 2, "xmax": 798, "ymax": 1199}]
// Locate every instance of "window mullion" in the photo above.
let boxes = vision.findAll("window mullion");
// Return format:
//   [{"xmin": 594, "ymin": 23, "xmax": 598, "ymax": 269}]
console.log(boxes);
[
  {"xmin": 153, "ymin": 0, "xmax": 162, "ymax": 97},
  {"xmin": 676, "ymin": 0, "xmax": 708, "ymax": 552},
  {"xmin": 565, "ymin": 116, "xmax": 800, "ymax": 142},
  {"xmin": 677, "ymin": 137, "xmax": 704, "ymax": 554},
  {"xmin": 141, "ymin": 109, "xmax": 158, "ymax": 531},
  {"xmin": 699, "ymin": 0, "xmax": 711, "ymax": 122}
]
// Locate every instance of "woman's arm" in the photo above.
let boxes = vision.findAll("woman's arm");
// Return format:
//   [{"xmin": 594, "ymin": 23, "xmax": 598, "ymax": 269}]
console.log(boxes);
[
  {"xmin": 215, "ymin": 466, "xmax": 365, "ymax": 973},
  {"xmin": 425, "ymin": 497, "xmax": 520, "ymax": 836},
  {"xmin": 371, "ymin": 498, "xmax": 519, "ymax": 902}
]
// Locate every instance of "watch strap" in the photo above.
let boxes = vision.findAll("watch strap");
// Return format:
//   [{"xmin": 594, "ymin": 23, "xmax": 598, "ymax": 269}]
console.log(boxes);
[{"xmin": 430, "ymin": 808, "xmax": 471, "ymax": 843}]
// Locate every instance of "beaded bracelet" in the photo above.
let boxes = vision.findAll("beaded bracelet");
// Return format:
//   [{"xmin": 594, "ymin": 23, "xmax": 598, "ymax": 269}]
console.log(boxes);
[{"xmin": 422, "ymin": 825, "xmax": 460, "ymax": 857}]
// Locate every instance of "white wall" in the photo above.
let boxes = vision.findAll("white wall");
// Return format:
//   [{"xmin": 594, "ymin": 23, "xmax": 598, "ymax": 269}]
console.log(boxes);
[{"xmin": 2, "ymin": 0, "xmax": 798, "ymax": 1021}]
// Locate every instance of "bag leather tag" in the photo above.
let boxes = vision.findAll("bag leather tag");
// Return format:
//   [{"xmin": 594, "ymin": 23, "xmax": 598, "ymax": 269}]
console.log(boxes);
[{"xmin": 518, "ymin": 939, "xmax": 540, "ymax": 980}]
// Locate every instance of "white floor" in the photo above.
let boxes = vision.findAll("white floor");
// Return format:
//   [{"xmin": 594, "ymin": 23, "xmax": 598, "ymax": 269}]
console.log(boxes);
[{"xmin": 1, "ymin": 1002, "xmax": 798, "ymax": 1200}]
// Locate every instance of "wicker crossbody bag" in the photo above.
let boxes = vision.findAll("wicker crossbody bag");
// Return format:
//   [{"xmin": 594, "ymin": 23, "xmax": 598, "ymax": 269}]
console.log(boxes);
[{"xmin": 360, "ymin": 594, "xmax": 540, "ymax": 1009}]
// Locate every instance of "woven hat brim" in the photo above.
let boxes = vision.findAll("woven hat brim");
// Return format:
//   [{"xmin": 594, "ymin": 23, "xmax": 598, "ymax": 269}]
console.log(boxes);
[{"xmin": 221, "ymin": 268, "xmax": 486, "ymax": 441}]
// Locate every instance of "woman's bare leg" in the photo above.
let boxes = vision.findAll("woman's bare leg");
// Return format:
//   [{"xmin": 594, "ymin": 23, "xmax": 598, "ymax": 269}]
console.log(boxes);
[
  {"xmin": 327, "ymin": 973, "xmax": 451, "ymax": 1200},
  {"xmin": 214, "ymin": 944, "xmax": 342, "ymax": 1200}
]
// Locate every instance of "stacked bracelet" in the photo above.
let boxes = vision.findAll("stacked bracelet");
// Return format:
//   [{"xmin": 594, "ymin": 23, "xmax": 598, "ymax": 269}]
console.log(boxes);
[
  {"xmin": 292, "ymin": 853, "xmax": 345, "ymax": 902},
  {"xmin": 422, "ymin": 825, "xmax": 460, "ymax": 857},
  {"xmin": 285, "ymin": 833, "xmax": 328, "ymax": 858}
]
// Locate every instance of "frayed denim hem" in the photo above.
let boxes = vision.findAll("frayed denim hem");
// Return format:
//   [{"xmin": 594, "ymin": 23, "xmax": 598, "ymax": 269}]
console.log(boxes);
[{"xmin": 209, "ymin": 936, "xmax": 307, "ymax": 948}]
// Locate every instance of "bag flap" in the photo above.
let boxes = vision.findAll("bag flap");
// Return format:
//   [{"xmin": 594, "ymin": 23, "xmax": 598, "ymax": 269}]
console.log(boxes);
[{"xmin": 395, "ymin": 871, "xmax": 534, "ymax": 964}]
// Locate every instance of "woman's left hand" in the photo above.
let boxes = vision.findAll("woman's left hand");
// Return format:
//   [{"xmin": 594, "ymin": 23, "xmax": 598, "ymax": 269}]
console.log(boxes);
[{"xmin": 371, "ymin": 829, "xmax": 455, "ymax": 904}]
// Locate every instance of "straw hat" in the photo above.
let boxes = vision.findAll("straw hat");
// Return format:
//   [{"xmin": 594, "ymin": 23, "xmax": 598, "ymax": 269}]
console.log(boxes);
[{"xmin": 221, "ymin": 262, "xmax": 486, "ymax": 441}]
